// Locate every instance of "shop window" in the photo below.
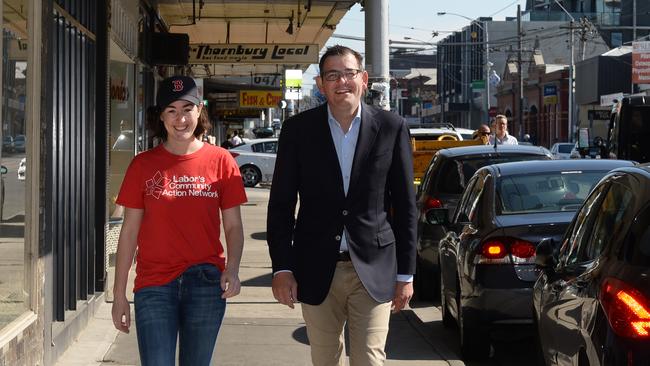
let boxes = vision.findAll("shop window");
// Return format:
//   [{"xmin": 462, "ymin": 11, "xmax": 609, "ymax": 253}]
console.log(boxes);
[{"xmin": 0, "ymin": 0, "xmax": 29, "ymax": 331}]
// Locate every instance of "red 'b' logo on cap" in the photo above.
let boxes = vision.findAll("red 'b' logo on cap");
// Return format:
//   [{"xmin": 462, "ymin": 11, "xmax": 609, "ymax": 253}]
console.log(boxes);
[{"xmin": 171, "ymin": 79, "xmax": 184, "ymax": 92}]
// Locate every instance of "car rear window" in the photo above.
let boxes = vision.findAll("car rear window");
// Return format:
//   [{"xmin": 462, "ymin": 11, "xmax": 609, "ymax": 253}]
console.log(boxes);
[
  {"xmin": 622, "ymin": 204, "xmax": 650, "ymax": 266},
  {"xmin": 497, "ymin": 171, "xmax": 608, "ymax": 214},
  {"xmin": 433, "ymin": 154, "xmax": 549, "ymax": 195},
  {"xmin": 558, "ymin": 144, "xmax": 573, "ymax": 153}
]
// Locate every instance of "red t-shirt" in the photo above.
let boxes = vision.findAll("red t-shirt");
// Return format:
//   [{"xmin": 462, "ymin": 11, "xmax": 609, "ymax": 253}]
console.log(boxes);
[{"xmin": 116, "ymin": 143, "xmax": 247, "ymax": 292}]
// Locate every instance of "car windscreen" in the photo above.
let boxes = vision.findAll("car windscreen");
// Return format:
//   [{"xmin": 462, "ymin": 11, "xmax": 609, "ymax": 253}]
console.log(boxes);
[
  {"xmin": 497, "ymin": 170, "xmax": 608, "ymax": 214},
  {"xmin": 622, "ymin": 204, "xmax": 650, "ymax": 267},
  {"xmin": 558, "ymin": 144, "xmax": 573, "ymax": 153},
  {"xmin": 434, "ymin": 154, "xmax": 549, "ymax": 195}
]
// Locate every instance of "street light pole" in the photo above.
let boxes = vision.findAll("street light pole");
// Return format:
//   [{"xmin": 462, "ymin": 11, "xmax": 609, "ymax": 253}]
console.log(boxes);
[{"xmin": 553, "ymin": 0, "xmax": 575, "ymax": 142}]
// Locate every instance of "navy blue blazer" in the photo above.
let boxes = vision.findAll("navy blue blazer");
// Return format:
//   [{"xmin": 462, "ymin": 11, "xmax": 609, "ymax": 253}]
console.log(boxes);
[{"xmin": 267, "ymin": 102, "xmax": 417, "ymax": 305}]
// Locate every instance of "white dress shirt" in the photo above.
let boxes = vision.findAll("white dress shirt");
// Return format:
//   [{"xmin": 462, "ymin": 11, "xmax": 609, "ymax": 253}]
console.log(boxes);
[{"xmin": 327, "ymin": 104, "xmax": 413, "ymax": 283}]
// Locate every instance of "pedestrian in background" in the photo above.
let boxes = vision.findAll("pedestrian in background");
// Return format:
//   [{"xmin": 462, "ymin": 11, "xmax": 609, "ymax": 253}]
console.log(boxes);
[
  {"xmin": 267, "ymin": 45, "xmax": 417, "ymax": 366},
  {"xmin": 489, "ymin": 114, "xmax": 518, "ymax": 145},
  {"xmin": 111, "ymin": 76, "xmax": 247, "ymax": 366},
  {"xmin": 472, "ymin": 124, "xmax": 491, "ymax": 145},
  {"xmin": 229, "ymin": 130, "xmax": 242, "ymax": 146}
]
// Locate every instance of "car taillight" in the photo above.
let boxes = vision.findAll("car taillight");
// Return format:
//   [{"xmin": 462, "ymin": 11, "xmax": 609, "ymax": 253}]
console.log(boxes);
[
  {"xmin": 481, "ymin": 240, "xmax": 507, "ymax": 259},
  {"xmin": 476, "ymin": 237, "xmax": 536, "ymax": 264},
  {"xmin": 601, "ymin": 277, "xmax": 650, "ymax": 339},
  {"xmin": 423, "ymin": 197, "xmax": 443, "ymax": 210},
  {"xmin": 511, "ymin": 240, "xmax": 536, "ymax": 259},
  {"xmin": 229, "ymin": 152, "xmax": 240, "ymax": 158}
]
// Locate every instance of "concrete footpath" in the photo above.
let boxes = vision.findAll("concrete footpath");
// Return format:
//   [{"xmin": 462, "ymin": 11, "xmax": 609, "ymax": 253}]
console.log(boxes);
[{"xmin": 54, "ymin": 188, "xmax": 463, "ymax": 366}]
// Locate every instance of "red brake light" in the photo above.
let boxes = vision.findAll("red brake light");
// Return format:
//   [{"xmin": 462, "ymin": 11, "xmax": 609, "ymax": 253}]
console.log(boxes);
[
  {"xmin": 229, "ymin": 152, "xmax": 240, "ymax": 158},
  {"xmin": 510, "ymin": 240, "xmax": 536, "ymax": 259},
  {"xmin": 601, "ymin": 277, "xmax": 650, "ymax": 339},
  {"xmin": 424, "ymin": 197, "xmax": 443, "ymax": 210},
  {"xmin": 481, "ymin": 241, "xmax": 507, "ymax": 259}
]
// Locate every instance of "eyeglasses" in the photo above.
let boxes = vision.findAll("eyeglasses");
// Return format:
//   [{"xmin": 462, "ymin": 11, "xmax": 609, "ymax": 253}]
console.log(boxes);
[
  {"xmin": 321, "ymin": 68, "xmax": 363, "ymax": 82},
  {"xmin": 480, "ymin": 131, "xmax": 490, "ymax": 135}
]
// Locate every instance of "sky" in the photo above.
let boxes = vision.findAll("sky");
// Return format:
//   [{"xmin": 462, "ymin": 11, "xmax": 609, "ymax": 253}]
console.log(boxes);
[{"xmin": 301, "ymin": 0, "xmax": 528, "ymax": 92}]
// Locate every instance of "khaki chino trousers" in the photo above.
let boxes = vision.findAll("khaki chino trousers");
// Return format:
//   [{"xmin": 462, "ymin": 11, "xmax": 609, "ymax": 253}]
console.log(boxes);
[{"xmin": 301, "ymin": 261, "xmax": 392, "ymax": 366}]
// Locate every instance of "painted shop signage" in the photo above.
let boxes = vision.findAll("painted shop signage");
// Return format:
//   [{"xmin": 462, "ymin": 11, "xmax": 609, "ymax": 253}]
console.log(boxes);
[{"xmin": 189, "ymin": 44, "xmax": 318, "ymax": 64}]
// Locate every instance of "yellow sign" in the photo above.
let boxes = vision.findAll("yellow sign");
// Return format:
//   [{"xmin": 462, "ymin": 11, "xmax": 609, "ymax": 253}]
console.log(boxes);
[{"xmin": 239, "ymin": 90, "xmax": 283, "ymax": 108}]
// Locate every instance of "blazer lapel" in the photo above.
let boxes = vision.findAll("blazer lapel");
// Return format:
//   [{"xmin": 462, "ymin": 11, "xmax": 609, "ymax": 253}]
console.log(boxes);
[
  {"xmin": 315, "ymin": 104, "xmax": 345, "ymax": 197},
  {"xmin": 348, "ymin": 103, "xmax": 380, "ymax": 197}
]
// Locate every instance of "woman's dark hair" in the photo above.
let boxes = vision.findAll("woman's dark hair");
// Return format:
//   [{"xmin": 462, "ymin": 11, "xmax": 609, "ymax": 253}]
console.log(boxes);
[
  {"xmin": 146, "ymin": 104, "xmax": 211, "ymax": 142},
  {"xmin": 318, "ymin": 45, "xmax": 364, "ymax": 75}
]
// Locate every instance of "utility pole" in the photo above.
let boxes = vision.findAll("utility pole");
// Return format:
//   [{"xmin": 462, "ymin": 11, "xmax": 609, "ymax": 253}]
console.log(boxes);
[
  {"xmin": 484, "ymin": 21, "xmax": 490, "ymax": 125},
  {"xmin": 364, "ymin": 0, "xmax": 390, "ymax": 110},
  {"xmin": 633, "ymin": 0, "xmax": 637, "ymax": 42},
  {"xmin": 517, "ymin": 5, "xmax": 524, "ymax": 140},
  {"xmin": 569, "ymin": 20, "xmax": 574, "ymax": 142},
  {"xmin": 440, "ymin": 44, "xmax": 445, "ymax": 124}
]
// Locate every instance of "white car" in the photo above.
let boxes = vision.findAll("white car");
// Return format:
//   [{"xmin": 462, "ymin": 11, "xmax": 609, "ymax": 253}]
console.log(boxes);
[
  {"xmin": 229, "ymin": 138, "xmax": 277, "ymax": 187},
  {"xmin": 409, "ymin": 125, "xmax": 465, "ymax": 142},
  {"xmin": 550, "ymin": 142, "xmax": 575, "ymax": 159},
  {"xmin": 17, "ymin": 158, "xmax": 26, "ymax": 181}
]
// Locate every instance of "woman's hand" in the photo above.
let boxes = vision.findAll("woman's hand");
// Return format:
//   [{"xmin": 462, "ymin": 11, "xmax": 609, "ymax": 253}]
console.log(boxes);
[
  {"xmin": 111, "ymin": 295, "xmax": 131, "ymax": 333},
  {"xmin": 221, "ymin": 267, "xmax": 241, "ymax": 299}
]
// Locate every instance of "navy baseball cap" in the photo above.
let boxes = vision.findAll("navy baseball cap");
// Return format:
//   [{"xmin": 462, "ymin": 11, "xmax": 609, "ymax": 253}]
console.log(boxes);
[{"xmin": 156, "ymin": 76, "xmax": 201, "ymax": 108}]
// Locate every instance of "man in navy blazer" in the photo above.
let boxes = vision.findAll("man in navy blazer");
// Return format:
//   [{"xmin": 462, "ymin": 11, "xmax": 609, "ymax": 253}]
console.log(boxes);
[{"xmin": 267, "ymin": 45, "xmax": 417, "ymax": 366}]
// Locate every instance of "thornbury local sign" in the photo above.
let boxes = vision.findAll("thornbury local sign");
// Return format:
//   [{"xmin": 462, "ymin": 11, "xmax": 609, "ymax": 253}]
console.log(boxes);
[{"xmin": 189, "ymin": 44, "xmax": 318, "ymax": 64}]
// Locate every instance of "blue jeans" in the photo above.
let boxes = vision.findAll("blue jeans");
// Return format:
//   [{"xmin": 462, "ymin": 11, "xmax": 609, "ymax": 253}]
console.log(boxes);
[{"xmin": 134, "ymin": 263, "xmax": 226, "ymax": 366}]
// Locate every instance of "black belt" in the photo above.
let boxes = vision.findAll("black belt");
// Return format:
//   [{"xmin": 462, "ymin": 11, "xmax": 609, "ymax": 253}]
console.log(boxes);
[{"xmin": 337, "ymin": 251, "xmax": 351, "ymax": 262}]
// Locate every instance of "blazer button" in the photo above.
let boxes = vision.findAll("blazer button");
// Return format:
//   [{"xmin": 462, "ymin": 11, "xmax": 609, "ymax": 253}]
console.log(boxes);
[
  {"xmin": 342, "ymin": 210, "xmax": 349, "ymax": 216},
  {"xmin": 335, "ymin": 235, "xmax": 342, "ymax": 241}
]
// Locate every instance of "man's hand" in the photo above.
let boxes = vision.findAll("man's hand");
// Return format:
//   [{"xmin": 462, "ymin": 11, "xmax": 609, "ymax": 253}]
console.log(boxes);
[
  {"xmin": 272, "ymin": 272, "xmax": 298, "ymax": 309},
  {"xmin": 111, "ymin": 295, "xmax": 131, "ymax": 333},
  {"xmin": 221, "ymin": 267, "xmax": 241, "ymax": 299},
  {"xmin": 391, "ymin": 281, "xmax": 413, "ymax": 313}
]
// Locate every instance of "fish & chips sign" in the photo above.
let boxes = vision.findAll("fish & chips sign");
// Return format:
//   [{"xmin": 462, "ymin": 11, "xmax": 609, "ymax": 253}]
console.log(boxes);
[{"xmin": 189, "ymin": 44, "xmax": 318, "ymax": 64}]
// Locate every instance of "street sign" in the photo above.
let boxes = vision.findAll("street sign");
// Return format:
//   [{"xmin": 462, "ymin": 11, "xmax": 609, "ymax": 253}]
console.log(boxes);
[
  {"xmin": 543, "ymin": 85, "xmax": 557, "ymax": 105},
  {"xmin": 632, "ymin": 41, "xmax": 650, "ymax": 84},
  {"xmin": 189, "ymin": 44, "xmax": 318, "ymax": 64},
  {"xmin": 587, "ymin": 110, "xmax": 611, "ymax": 120},
  {"xmin": 471, "ymin": 80, "xmax": 485, "ymax": 90}
]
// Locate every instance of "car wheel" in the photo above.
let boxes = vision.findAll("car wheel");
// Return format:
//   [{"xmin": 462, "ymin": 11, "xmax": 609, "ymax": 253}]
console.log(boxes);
[
  {"xmin": 240, "ymin": 165, "xmax": 261, "ymax": 187},
  {"xmin": 458, "ymin": 278, "xmax": 490, "ymax": 360}
]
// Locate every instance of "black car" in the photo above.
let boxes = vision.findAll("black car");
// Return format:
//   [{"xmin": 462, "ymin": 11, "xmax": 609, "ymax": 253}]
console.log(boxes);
[
  {"xmin": 415, "ymin": 145, "xmax": 553, "ymax": 300},
  {"xmin": 534, "ymin": 164, "xmax": 650, "ymax": 366},
  {"xmin": 432, "ymin": 159, "xmax": 635, "ymax": 360}
]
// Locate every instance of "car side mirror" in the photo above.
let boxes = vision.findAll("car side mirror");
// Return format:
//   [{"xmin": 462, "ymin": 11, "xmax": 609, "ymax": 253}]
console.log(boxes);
[
  {"xmin": 425, "ymin": 208, "xmax": 449, "ymax": 225},
  {"xmin": 535, "ymin": 238, "xmax": 556, "ymax": 270},
  {"xmin": 0, "ymin": 165, "xmax": 7, "ymax": 175}
]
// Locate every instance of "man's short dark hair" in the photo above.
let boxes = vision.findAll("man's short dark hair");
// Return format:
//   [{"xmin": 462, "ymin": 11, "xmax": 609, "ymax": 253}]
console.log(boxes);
[{"xmin": 319, "ymin": 45, "xmax": 364, "ymax": 75}]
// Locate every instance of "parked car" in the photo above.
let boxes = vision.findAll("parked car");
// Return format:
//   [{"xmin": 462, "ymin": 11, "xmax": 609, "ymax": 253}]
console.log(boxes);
[
  {"xmin": 17, "ymin": 158, "xmax": 26, "ymax": 181},
  {"xmin": 252, "ymin": 127, "xmax": 274, "ymax": 138},
  {"xmin": 432, "ymin": 159, "xmax": 635, "ymax": 360},
  {"xmin": 533, "ymin": 164, "xmax": 650, "ymax": 366},
  {"xmin": 229, "ymin": 138, "xmax": 277, "ymax": 187},
  {"xmin": 550, "ymin": 142, "xmax": 575, "ymax": 159},
  {"xmin": 13, "ymin": 134, "xmax": 25, "ymax": 153},
  {"xmin": 2, "ymin": 136, "xmax": 14, "ymax": 153},
  {"xmin": 410, "ymin": 123, "xmax": 466, "ymax": 142},
  {"xmin": 415, "ymin": 144, "xmax": 553, "ymax": 300}
]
